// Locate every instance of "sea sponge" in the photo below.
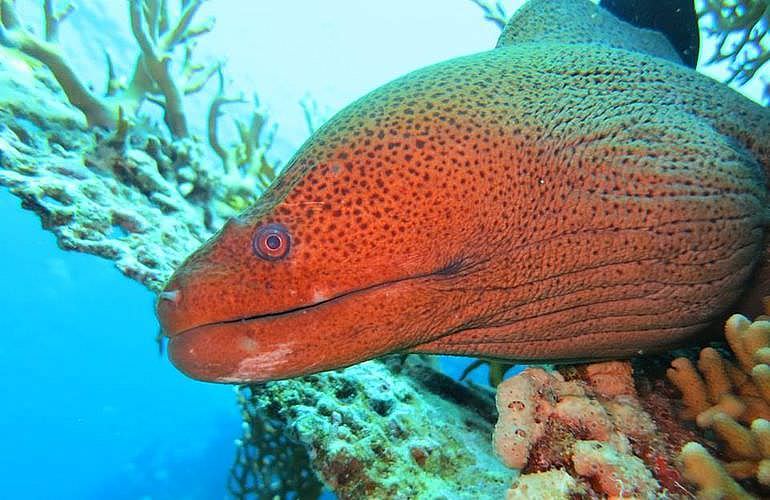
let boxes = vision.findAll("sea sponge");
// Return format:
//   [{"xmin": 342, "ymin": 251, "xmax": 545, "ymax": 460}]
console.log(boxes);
[
  {"xmin": 572, "ymin": 440, "xmax": 659, "ymax": 498},
  {"xmin": 668, "ymin": 314, "xmax": 770, "ymax": 495},
  {"xmin": 493, "ymin": 361, "xmax": 675, "ymax": 497},
  {"xmin": 505, "ymin": 469, "xmax": 585, "ymax": 500}
]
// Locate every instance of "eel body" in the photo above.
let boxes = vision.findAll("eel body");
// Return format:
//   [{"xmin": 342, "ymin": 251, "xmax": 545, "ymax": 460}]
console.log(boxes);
[{"xmin": 157, "ymin": 0, "xmax": 770, "ymax": 383}]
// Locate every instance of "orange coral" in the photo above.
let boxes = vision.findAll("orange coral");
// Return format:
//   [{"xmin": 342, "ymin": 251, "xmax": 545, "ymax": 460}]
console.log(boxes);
[{"xmin": 669, "ymin": 314, "xmax": 770, "ymax": 496}]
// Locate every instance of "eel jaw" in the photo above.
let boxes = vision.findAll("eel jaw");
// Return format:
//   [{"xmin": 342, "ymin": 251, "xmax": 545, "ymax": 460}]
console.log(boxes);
[
  {"xmin": 163, "ymin": 272, "xmax": 448, "ymax": 383},
  {"xmin": 164, "ymin": 300, "xmax": 345, "ymax": 383},
  {"xmin": 167, "ymin": 323, "xmax": 303, "ymax": 383}
]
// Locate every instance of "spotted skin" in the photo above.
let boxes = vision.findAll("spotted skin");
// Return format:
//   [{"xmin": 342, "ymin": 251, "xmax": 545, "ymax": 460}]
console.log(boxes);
[{"xmin": 157, "ymin": 1, "xmax": 770, "ymax": 383}]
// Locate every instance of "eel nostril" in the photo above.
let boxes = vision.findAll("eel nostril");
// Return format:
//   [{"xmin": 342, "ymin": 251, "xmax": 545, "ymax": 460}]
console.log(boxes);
[{"xmin": 159, "ymin": 290, "xmax": 180, "ymax": 304}]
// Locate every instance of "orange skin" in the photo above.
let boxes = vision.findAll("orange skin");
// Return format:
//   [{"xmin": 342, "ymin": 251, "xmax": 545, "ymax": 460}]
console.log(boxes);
[{"xmin": 157, "ymin": 16, "xmax": 770, "ymax": 383}]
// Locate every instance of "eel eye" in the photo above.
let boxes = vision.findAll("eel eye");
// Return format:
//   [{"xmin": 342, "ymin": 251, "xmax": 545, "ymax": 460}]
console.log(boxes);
[{"xmin": 253, "ymin": 223, "xmax": 291, "ymax": 261}]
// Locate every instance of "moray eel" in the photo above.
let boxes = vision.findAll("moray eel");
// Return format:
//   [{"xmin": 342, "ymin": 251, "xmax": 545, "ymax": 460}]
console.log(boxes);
[{"xmin": 157, "ymin": 0, "xmax": 770, "ymax": 383}]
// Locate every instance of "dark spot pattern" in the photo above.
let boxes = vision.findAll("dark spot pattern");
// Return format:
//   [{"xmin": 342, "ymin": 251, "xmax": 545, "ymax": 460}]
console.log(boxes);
[{"xmin": 162, "ymin": 0, "xmax": 770, "ymax": 381}]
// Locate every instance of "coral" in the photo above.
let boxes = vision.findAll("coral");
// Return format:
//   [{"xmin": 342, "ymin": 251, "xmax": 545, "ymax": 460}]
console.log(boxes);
[
  {"xmin": 679, "ymin": 441, "xmax": 753, "ymax": 499},
  {"xmin": 243, "ymin": 356, "xmax": 512, "ymax": 499},
  {"xmin": 493, "ymin": 361, "xmax": 693, "ymax": 498},
  {"xmin": 0, "ymin": 0, "xmax": 217, "ymax": 136},
  {"xmin": 228, "ymin": 386, "xmax": 324, "ymax": 499},
  {"xmin": 668, "ymin": 314, "xmax": 770, "ymax": 496},
  {"xmin": 0, "ymin": 26, "xmax": 281, "ymax": 289},
  {"xmin": 207, "ymin": 68, "xmax": 277, "ymax": 213},
  {"xmin": 470, "ymin": 0, "xmax": 511, "ymax": 29},
  {"xmin": 697, "ymin": 0, "xmax": 770, "ymax": 100},
  {"xmin": 493, "ymin": 336, "xmax": 770, "ymax": 498},
  {"xmin": 0, "ymin": 46, "xmax": 209, "ymax": 289}
]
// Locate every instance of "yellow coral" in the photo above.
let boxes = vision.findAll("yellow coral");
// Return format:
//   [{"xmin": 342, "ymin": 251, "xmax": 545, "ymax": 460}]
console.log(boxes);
[
  {"xmin": 679, "ymin": 442, "xmax": 752, "ymax": 500},
  {"xmin": 669, "ymin": 314, "xmax": 770, "ymax": 494}
]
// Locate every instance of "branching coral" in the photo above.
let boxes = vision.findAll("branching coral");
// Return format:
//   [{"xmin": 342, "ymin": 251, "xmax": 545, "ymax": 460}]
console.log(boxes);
[
  {"xmin": 0, "ymin": 0, "xmax": 217, "ymax": 136},
  {"xmin": 679, "ymin": 441, "xmax": 754, "ymax": 499},
  {"xmin": 697, "ymin": 0, "xmax": 770, "ymax": 99},
  {"xmin": 668, "ymin": 314, "xmax": 770, "ymax": 496},
  {"xmin": 207, "ymin": 68, "xmax": 277, "ymax": 213},
  {"xmin": 470, "ymin": 0, "xmax": 510, "ymax": 29}
]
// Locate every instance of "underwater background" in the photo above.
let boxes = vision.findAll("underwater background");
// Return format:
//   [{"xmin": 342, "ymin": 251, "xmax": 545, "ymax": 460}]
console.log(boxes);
[
  {"xmin": 0, "ymin": 1, "xmax": 507, "ymax": 498},
  {"xmin": 1, "ymin": 0, "xmax": 767, "ymax": 499}
]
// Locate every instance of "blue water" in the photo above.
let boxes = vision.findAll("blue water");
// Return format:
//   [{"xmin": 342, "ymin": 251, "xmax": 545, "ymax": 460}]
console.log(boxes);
[{"xmin": 0, "ymin": 191, "xmax": 240, "ymax": 499}]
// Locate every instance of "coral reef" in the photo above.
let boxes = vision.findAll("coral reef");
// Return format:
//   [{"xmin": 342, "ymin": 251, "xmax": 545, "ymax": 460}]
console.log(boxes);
[
  {"xmin": 0, "ymin": 0, "xmax": 217, "ymax": 136},
  {"xmin": 698, "ymin": 0, "xmax": 770, "ymax": 100},
  {"xmin": 4, "ymin": 1, "xmax": 769, "ymax": 498},
  {"xmin": 0, "ymin": 44, "xmax": 209, "ymax": 289},
  {"xmin": 669, "ymin": 314, "xmax": 770, "ymax": 497},
  {"xmin": 492, "ymin": 316, "xmax": 770, "ymax": 498},
  {"xmin": 246, "ymin": 356, "xmax": 511, "ymax": 499},
  {"xmin": 0, "ymin": 1, "xmax": 280, "ymax": 288},
  {"xmin": 493, "ymin": 361, "xmax": 692, "ymax": 498},
  {"xmin": 229, "ymin": 386, "xmax": 324, "ymax": 499}
]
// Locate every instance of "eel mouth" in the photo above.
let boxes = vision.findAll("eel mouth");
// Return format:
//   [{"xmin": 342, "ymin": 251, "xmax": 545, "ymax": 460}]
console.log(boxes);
[
  {"xmin": 165, "ymin": 285, "xmax": 367, "ymax": 339},
  {"xmin": 163, "ymin": 268, "xmax": 445, "ymax": 340},
  {"xmin": 161, "ymin": 259, "xmax": 471, "ymax": 382}
]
